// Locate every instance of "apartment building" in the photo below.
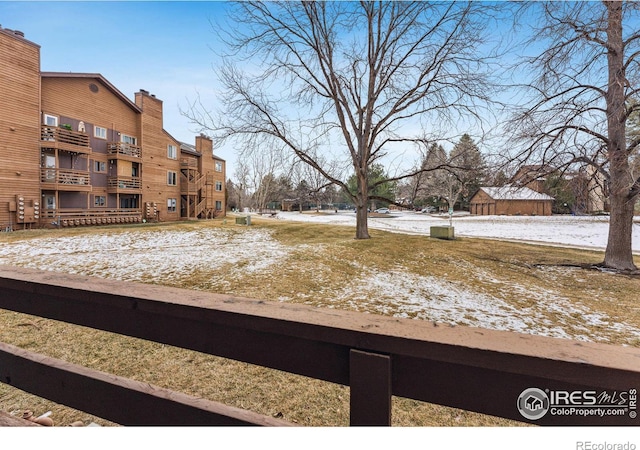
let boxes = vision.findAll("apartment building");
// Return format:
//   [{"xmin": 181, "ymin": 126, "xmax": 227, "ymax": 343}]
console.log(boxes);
[
  {"xmin": 180, "ymin": 137, "xmax": 226, "ymax": 219},
  {"xmin": 0, "ymin": 26, "xmax": 225, "ymax": 230}
]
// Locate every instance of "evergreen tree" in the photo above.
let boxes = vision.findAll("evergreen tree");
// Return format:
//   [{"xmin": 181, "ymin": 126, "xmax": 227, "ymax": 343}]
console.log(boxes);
[
  {"xmin": 449, "ymin": 134, "xmax": 486, "ymax": 208},
  {"xmin": 347, "ymin": 164, "xmax": 397, "ymax": 210}
]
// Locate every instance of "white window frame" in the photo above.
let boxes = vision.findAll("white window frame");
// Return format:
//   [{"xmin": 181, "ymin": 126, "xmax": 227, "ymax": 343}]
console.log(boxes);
[
  {"xmin": 94, "ymin": 126, "xmax": 107, "ymax": 139},
  {"xmin": 215, "ymin": 161, "xmax": 223, "ymax": 172},
  {"xmin": 168, "ymin": 144, "xmax": 177, "ymax": 160},
  {"xmin": 121, "ymin": 134, "xmax": 137, "ymax": 145},
  {"xmin": 93, "ymin": 160, "xmax": 106, "ymax": 173},
  {"xmin": 167, "ymin": 171, "xmax": 177, "ymax": 186},
  {"xmin": 215, "ymin": 200, "xmax": 222, "ymax": 210},
  {"xmin": 167, "ymin": 198, "xmax": 177, "ymax": 212},
  {"xmin": 215, "ymin": 181, "xmax": 223, "ymax": 191},
  {"xmin": 44, "ymin": 114, "xmax": 58, "ymax": 126},
  {"xmin": 94, "ymin": 195, "xmax": 106, "ymax": 207}
]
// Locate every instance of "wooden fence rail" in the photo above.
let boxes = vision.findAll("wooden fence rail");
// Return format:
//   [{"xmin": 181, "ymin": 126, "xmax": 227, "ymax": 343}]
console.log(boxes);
[{"xmin": 0, "ymin": 265, "xmax": 638, "ymax": 426}]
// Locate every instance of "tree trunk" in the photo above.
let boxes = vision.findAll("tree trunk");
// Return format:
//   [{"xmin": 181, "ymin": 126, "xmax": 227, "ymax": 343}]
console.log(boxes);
[
  {"xmin": 355, "ymin": 169, "xmax": 370, "ymax": 239},
  {"xmin": 604, "ymin": 191, "xmax": 636, "ymax": 270},
  {"xmin": 603, "ymin": 1, "xmax": 637, "ymax": 271}
]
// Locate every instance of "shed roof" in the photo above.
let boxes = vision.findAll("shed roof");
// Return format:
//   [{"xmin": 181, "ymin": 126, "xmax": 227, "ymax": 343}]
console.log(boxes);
[{"xmin": 477, "ymin": 186, "xmax": 555, "ymax": 201}]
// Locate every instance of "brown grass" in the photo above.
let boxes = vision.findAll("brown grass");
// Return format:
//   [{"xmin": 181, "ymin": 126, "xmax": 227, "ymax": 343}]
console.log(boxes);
[{"xmin": 1, "ymin": 217, "xmax": 638, "ymax": 426}]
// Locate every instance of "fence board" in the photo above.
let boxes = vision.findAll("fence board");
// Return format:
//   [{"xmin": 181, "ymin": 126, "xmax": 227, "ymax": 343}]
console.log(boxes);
[
  {"xmin": 1, "ymin": 265, "xmax": 639, "ymax": 426},
  {"xmin": 0, "ymin": 342, "xmax": 293, "ymax": 426}
]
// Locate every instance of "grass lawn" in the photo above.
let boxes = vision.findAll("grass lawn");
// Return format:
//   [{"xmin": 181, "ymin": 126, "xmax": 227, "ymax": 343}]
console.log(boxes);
[{"xmin": 0, "ymin": 218, "xmax": 638, "ymax": 426}]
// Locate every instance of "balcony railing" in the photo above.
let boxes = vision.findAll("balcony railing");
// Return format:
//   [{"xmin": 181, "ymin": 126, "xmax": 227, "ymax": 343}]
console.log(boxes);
[
  {"xmin": 40, "ymin": 126, "xmax": 91, "ymax": 154},
  {"xmin": 180, "ymin": 157, "xmax": 198, "ymax": 168},
  {"xmin": 39, "ymin": 208, "xmax": 142, "ymax": 226},
  {"xmin": 181, "ymin": 172, "xmax": 207, "ymax": 194},
  {"xmin": 40, "ymin": 168, "xmax": 91, "ymax": 190},
  {"xmin": 107, "ymin": 176, "xmax": 142, "ymax": 192},
  {"xmin": 108, "ymin": 142, "xmax": 142, "ymax": 159}
]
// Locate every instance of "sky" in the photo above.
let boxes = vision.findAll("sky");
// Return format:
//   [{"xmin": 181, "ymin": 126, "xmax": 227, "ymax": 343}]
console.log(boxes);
[
  {"xmin": 4, "ymin": 1, "xmax": 636, "ymax": 187},
  {"xmin": 1, "ymin": 1, "xmax": 237, "ymax": 170},
  {"xmin": 2, "ymin": 0, "xmax": 525, "ymax": 183}
]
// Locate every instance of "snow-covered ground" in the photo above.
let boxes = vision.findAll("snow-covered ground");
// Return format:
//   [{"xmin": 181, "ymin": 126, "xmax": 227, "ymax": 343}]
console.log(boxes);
[
  {"xmin": 273, "ymin": 210, "xmax": 640, "ymax": 253},
  {"xmin": 0, "ymin": 213, "xmax": 638, "ymax": 343}
]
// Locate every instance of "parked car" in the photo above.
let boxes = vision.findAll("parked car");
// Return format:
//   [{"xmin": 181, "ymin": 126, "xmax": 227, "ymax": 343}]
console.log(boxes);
[
  {"xmin": 374, "ymin": 208, "xmax": 390, "ymax": 214},
  {"xmin": 421, "ymin": 206, "xmax": 436, "ymax": 213}
]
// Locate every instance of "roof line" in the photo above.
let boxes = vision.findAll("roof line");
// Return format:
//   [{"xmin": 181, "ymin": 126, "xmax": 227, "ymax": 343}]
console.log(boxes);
[{"xmin": 40, "ymin": 72, "xmax": 142, "ymax": 113}]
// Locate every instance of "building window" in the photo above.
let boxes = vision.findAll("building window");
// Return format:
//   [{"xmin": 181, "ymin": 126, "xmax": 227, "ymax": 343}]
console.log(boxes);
[
  {"xmin": 94, "ymin": 126, "xmax": 107, "ymax": 139},
  {"xmin": 215, "ymin": 201, "xmax": 222, "ymax": 210},
  {"xmin": 93, "ymin": 161, "xmax": 106, "ymax": 173},
  {"xmin": 94, "ymin": 196, "xmax": 106, "ymax": 207},
  {"xmin": 215, "ymin": 161, "xmax": 223, "ymax": 172},
  {"xmin": 215, "ymin": 181, "xmax": 223, "ymax": 191},
  {"xmin": 167, "ymin": 171, "xmax": 177, "ymax": 186},
  {"xmin": 167, "ymin": 198, "xmax": 177, "ymax": 212},
  {"xmin": 121, "ymin": 134, "xmax": 137, "ymax": 145},
  {"xmin": 168, "ymin": 144, "xmax": 177, "ymax": 160},
  {"xmin": 120, "ymin": 196, "xmax": 139, "ymax": 209},
  {"xmin": 44, "ymin": 114, "xmax": 58, "ymax": 126}
]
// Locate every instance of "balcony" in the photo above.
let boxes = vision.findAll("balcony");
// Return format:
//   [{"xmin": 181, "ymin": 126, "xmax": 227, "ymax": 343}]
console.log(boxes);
[
  {"xmin": 40, "ymin": 168, "xmax": 91, "ymax": 191},
  {"xmin": 39, "ymin": 208, "xmax": 143, "ymax": 226},
  {"xmin": 107, "ymin": 142, "xmax": 142, "ymax": 161},
  {"xmin": 40, "ymin": 126, "xmax": 91, "ymax": 154},
  {"xmin": 180, "ymin": 157, "xmax": 198, "ymax": 168},
  {"xmin": 107, "ymin": 176, "xmax": 142, "ymax": 193}
]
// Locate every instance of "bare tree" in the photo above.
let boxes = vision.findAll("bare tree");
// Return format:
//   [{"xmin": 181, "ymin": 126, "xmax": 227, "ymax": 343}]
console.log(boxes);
[
  {"xmin": 420, "ymin": 141, "xmax": 465, "ymax": 212},
  {"xmin": 238, "ymin": 138, "xmax": 288, "ymax": 212},
  {"xmin": 232, "ymin": 161, "xmax": 251, "ymax": 212},
  {"xmin": 506, "ymin": 1, "xmax": 640, "ymax": 271},
  {"xmin": 187, "ymin": 1, "xmax": 497, "ymax": 239},
  {"xmin": 290, "ymin": 157, "xmax": 335, "ymax": 212}
]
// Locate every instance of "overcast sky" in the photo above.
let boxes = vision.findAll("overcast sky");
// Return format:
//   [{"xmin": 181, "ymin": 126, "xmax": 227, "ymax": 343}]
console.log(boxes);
[{"xmin": 2, "ymin": 1, "xmax": 235, "ymax": 169}]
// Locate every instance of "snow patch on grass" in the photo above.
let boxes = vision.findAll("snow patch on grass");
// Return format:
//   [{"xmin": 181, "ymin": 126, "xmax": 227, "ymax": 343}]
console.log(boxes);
[
  {"xmin": 311, "ymin": 268, "xmax": 640, "ymax": 343},
  {"xmin": 0, "ymin": 227, "xmax": 289, "ymax": 284},
  {"xmin": 276, "ymin": 211, "xmax": 640, "ymax": 252},
  {"xmin": 1, "ymin": 223, "xmax": 638, "ymax": 344}
]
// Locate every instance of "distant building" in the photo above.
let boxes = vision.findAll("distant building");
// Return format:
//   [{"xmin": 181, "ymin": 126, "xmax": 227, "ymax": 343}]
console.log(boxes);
[
  {"xmin": 469, "ymin": 186, "xmax": 554, "ymax": 216},
  {"xmin": 512, "ymin": 164, "xmax": 555, "ymax": 194},
  {"xmin": 0, "ymin": 26, "xmax": 225, "ymax": 229},
  {"xmin": 512, "ymin": 163, "xmax": 608, "ymax": 214}
]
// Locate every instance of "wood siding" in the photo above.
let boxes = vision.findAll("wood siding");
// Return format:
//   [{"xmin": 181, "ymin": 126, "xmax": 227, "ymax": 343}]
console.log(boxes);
[
  {"xmin": 135, "ymin": 92, "xmax": 181, "ymax": 222},
  {"xmin": 211, "ymin": 157, "xmax": 226, "ymax": 212},
  {"xmin": 41, "ymin": 76, "xmax": 143, "ymax": 214},
  {"xmin": 1, "ymin": 30, "xmax": 222, "ymax": 228},
  {"xmin": 196, "ymin": 135, "xmax": 226, "ymax": 214},
  {"xmin": 41, "ymin": 77, "xmax": 141, "ymax": 142},
  {"xmin": 470, "ymin": 190, "xmax": 553, "ymax": 216},
  {"xmin": 0, "ymin": 30, "xmax": 41, "ymax": 229}
]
